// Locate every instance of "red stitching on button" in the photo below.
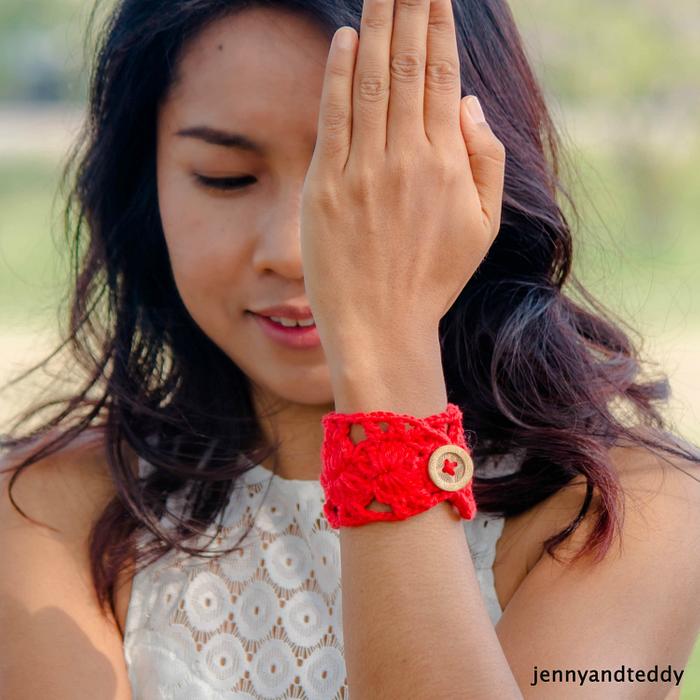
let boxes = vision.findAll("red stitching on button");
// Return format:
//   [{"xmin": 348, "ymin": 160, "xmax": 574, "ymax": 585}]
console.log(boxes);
[{"xmin": 442, "ymin": 457, "xmax": 458, "ymax": 476}]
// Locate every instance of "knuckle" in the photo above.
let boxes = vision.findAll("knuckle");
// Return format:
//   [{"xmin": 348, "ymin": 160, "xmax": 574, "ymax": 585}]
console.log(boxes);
[
  {"xmin": 323, "ymin": 105, "xmax": 348, "ymax": 133},
  {"xmin": 363, "ymin": 15, "xmax": 388, "ymax": 31},
  {"xmin": 307, "ymin": 180, "xmax": 340, "ymax": 210},
  {"xmin": 328, "ymin": 61, "xmax": 350, "ymax": 80},
  {"xmin": 428, "ymin": 16, "xmax": 454, "ymax": 34},
  {"xmin": 398, "ymin": 0, "xmax": 425, "ymax": 8},
  {"xmin": 323, "ymin": 139, "xmax": 348, "ymax": 159},
  {"xmin": 425, "ymin": 59, "xmax": 459, "ymax": 91},
  {"xmin": 474, "ymin": 120, "xmax": 494, "ymax": 135},
  {"xmin": 357, "ymin": 72, "xmax": 388, "ymax": 102},
  {"xmin": 387, "ymin": 151, "xmax": 415, "ymax": 179},
  {"xmin": 390, "ymin": 50, "xmax": 423, "ymax": 81},
  {"xmin": 431, "ymin": 157, "xmax": 462, "ymax": 183},
  {"xmin": 346, "ymin": 164, "xmax": 376, "ymax": 198},
  {"xmin": 478, "ymin": 151, "xmax": 506, "ymax": 171}
]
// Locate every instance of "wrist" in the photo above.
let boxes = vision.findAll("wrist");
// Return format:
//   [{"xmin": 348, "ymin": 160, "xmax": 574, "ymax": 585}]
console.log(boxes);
[{"xmin": 328, "ymin": 333, "xmax": 447, "ymax": 416}]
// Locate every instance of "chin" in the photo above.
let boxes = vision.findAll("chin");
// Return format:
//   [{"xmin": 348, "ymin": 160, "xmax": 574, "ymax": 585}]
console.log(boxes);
[{"xmin": 262, "ymin": 372, "xmax": 335, "ymax": 406}]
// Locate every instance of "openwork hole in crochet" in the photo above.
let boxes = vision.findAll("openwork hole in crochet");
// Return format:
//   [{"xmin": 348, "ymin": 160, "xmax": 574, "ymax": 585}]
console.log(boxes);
[
  {"xmin": 321, "ymin": 404, "xmax": 478, "ymax": 526},
  {"xmin": 366, "ymin": 498, "xmax": 393, "ymax": 512},
  {"xmin": 349, "ymin": 420, "xmax": 415, "ymax": 445},
  {"xmin": 347, "ymin": 419, "xmax": 460, "ymax": 514}
]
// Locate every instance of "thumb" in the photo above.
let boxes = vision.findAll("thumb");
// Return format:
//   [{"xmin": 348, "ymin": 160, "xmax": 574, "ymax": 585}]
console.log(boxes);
[{"xmin": 459, "ymin": 95, "xmax": 506, "ymax": 236}]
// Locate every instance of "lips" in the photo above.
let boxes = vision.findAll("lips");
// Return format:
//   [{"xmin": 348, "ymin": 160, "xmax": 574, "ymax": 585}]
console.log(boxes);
[
  {"xmin": 249, "ymin": 311, "xmax": 322, "ymax": 349},
  {"xmin": 251, "ymin": 304, "xmax": 314, "ymax": 321},
  {"xmin": 265, "ymin": 316, "xmax": 316, "ymax": 329}
]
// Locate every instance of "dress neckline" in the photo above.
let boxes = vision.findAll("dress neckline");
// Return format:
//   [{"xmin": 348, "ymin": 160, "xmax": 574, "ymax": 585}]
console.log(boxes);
[{"xmin": 242, "ymin": 463, "xmax": 325, "ymax": 494}]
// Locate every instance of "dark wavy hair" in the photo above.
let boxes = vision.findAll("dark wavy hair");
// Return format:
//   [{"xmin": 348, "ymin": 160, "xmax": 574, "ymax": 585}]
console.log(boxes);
[{"xmin": 2, "ymin": 0, "xmax": 699, "ymax": 631}]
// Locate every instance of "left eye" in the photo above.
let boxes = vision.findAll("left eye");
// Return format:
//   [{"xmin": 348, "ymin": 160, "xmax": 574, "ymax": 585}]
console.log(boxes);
[{"xmin": 194, "ymin": 174, "xmax": 257, "ymax": 190}]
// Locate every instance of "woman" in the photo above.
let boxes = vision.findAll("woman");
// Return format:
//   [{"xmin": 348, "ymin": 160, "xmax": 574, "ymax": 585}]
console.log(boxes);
[{"xmin": 1, "ymin": 0, "xmax": 699, "ymax": 697}]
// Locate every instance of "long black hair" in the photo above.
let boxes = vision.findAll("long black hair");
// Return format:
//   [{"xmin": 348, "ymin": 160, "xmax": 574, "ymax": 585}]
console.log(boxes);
[{"xmin": 2, "ymin": 0, "xmax": 698, "ymax": 629}]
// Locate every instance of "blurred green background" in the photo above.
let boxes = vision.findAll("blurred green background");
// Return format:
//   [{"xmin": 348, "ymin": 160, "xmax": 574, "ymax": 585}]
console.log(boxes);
[{"xmin": 0, "ymin": 0, "xmax": 698, "ymax": 695}]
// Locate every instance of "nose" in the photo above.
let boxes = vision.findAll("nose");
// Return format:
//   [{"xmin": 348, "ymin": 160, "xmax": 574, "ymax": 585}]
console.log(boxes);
[{"xmin": 251, "ymin": 183, "xmax": 304, "ymax": 281}]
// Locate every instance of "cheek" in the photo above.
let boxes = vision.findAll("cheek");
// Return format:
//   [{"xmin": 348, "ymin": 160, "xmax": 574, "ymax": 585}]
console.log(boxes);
[{"xmin": 157, "ymin": 168, "xmax": 247, "ymax": 299}]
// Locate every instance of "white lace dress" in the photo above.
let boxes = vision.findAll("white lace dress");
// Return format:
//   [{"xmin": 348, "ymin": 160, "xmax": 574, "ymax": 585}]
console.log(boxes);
[{"xmin": 123, "ymin": 451, "xmax": 524, "ymax": 699}]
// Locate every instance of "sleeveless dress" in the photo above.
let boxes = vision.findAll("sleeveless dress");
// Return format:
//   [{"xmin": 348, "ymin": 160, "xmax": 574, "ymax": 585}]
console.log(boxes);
[{"xmin": 123, "ymin": 449, "xmax": 524, "ymax": 699}]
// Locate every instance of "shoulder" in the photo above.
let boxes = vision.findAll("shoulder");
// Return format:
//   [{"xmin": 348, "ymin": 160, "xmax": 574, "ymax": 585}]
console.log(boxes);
[
  {"xmin": 607, "ymin": 430, "xmax": 700, "ymax": 524},
  {"xmin": 497, "ymin": 430, "xmax": 700, "ymax": 601},
  {"xmin": 506, "ymin": 429, "xmax": 700, "ymax": 567},
  {"xmin": 1, "ymin": 427, "xmax": 120, "ymax": 539},
  {"xmin": 554, "ymin": 430, "xmax": 700, "ymax": 559},
  {"xmin": 0, "ymin": 427, "xmax": 134, "ymax": 698}
]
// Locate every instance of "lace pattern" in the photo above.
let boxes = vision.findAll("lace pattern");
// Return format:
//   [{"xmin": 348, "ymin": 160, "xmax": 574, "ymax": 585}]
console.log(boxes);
[{"xmin": 123, "ymin": 448, "xmax": 525, "ymax": 699}]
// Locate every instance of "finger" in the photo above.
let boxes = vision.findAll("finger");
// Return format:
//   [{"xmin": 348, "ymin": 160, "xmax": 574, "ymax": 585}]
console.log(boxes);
[
  {"xmin": 350, "ymin": 0, "xmax": 395, "ymax": 159},
  {"xmin": 423, "ymin": 0, "xmax": 461, "ymax": 146},
  {"xmin": 460, "ymin": 96, "xmax": 506, "ymax": 236},
  {"xmin": 386, "ymin": 0, "xmax": 431, "ymax": 147},
  {"xmin": 314, "ymin": 27, "xmax": 358, "ymax": 170}
]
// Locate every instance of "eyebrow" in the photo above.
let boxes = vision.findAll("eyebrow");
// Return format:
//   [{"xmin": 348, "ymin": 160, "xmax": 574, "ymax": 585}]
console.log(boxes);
[{"xmin": 174, "ymin": 126, "xmax": 266, "ymax": 155}]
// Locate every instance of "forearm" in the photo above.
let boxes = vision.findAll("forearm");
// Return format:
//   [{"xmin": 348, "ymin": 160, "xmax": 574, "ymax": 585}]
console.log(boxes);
[
  {"xmin": 331, "ymin": 340, "xmax": 523, "ymax": 699},
  {"xmin": 340, "ymin": 502, "xmax": 521, "ymax": 698}
]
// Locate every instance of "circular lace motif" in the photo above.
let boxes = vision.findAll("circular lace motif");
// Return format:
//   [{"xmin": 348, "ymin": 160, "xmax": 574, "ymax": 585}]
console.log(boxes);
[
  {"xmin": 218, "ymin": 540, "xmax": 260, "ymax": 582},
  {"xmin": 265, "ymin": 534, "xmax": 313, "ymax": 589},
  {"xmin": 254, "ymin": 485, "xmax": 296, "ymax": 534},
  {"xmin": 249, "ymin": 638, "xmax": 297, "ymax": 698},
  {"xmin": 234, "ymin": 579, "xmax": 278, "ymax": 641},
  {"xmin": 281, "ymin": 589, "xmax": 328, "ymax": 647},
  {"xmin": 183, "ymin": 571, "xmax": 231, "ymax": 632},
  {"xmin": 301, "ymin": 645, "xmax": 346, "ymax": 700},
  {"xmin": 197, "ymin": 631, "xmax": 246, "ymax": 690}
]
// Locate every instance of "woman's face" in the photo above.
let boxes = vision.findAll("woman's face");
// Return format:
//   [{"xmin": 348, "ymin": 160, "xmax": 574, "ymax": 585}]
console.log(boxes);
[{"xmin": 156, "ymin": 8, "xmax": 335, "ymax": 407}]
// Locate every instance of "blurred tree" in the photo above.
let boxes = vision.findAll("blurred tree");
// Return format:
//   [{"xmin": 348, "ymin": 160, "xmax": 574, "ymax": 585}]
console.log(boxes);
[{"xmin": 0, "ymin": 0, "xmax": 87, "ymax": 102}]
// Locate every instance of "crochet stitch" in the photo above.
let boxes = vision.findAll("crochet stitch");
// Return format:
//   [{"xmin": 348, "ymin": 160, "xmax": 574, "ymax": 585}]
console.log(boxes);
[{"xmin": 320, "ymin": 402, "xmax": 478, "ymax": 527}]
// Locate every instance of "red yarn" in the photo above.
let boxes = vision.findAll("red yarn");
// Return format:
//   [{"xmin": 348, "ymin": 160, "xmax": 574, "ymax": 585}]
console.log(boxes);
[{"xmin": 320, "ymin": 403, "xmax": 477, "ymax": 527}]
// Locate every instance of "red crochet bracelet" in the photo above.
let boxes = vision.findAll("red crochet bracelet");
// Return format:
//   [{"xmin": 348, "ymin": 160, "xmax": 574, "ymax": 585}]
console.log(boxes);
[{"xmin": 319, "ymin": 402, "xmax": 477, "ymax": 528}]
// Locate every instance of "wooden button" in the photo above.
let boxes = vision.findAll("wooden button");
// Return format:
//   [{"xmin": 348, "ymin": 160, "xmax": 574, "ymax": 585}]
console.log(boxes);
[{"xmin": 427, "ymin": 444, "xmax": 474, "ymax": 491}]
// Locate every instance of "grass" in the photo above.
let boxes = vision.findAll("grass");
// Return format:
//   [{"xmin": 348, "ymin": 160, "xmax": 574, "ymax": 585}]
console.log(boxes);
[
  {"xmin": 0, "ymin": 155, "xmax": 71, "ymax": 322},
  {"xmin": 685, "ymin": 641, "xmax": 700, "ymax": 698}
]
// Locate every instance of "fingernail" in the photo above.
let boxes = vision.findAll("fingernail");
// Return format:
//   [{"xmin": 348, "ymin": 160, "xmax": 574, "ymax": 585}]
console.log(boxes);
[
  {"xmin": 336, "ymin": 27, "xmax": 354, "ymax": 50},
  {"xmin": 466, "ymin": 96, "xmax": 486, "ymax": 124}
]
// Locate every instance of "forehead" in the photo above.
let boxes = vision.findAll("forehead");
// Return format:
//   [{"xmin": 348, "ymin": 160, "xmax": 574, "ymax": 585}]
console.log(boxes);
[{"xmin": 163, "ymin": 8, "xmax": 331, "ymax": 145}]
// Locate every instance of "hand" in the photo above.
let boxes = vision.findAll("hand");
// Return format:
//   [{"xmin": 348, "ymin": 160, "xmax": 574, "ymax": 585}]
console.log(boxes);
[{"xmin": 300, "ymin": 0, "xmax": 506, "ymax": 369}]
